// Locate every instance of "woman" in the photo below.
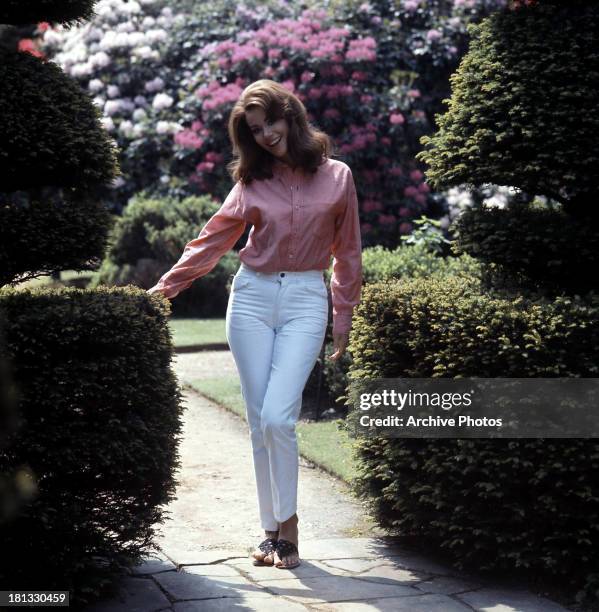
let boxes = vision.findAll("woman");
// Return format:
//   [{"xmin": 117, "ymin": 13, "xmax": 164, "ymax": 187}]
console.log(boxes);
[{"xmin": 148, "ymin": 79, "xmax": 362, "ymax": 570}]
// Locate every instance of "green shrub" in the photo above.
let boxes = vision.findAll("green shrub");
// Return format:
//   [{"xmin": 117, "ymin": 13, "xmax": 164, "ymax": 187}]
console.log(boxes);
[
  {"xmin": 0, "ymin": 286, "xmax": 183, "ymax": 607},
  {"xmin": 92, "ymin": 193, "xmax": 244, "ymax": 317},
  {"xmin": 0, "ymin": 0, "xmax": 96, "ymax": 25},
  {"xmin": 345, "ymin": 275, "xmax": 599, "ymax": 596},
  {"xmin": 319, "ymin": 241, "xmax": 480, "ymax": 414},
  {"xmin": 0, "ymin": 51, "xmax": 118, "ymax": 193},
  {"xmin": 417, "ymin": 2, "xmax": 599, "ymax": 220},
  {"xmin": 0, "ymin": 187, "xmax": 113, "ymax": 286},
  {"xmin": 454, "ymin": 205, "xmax": 599, "ymax": 294}
]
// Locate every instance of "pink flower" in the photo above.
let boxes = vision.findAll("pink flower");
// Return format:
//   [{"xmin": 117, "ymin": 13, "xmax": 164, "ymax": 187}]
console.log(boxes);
[
  {"xmin": 363, "ymin": 200, "xmax": 382, "ymax": 213},
  {"xmin": 174, "ymin": 130, "xmax": 204, "ymax": 150},
  {"xmin": 390, "ymin": 166, "xmax": 403, "ymax": 177},
  {"xmin": 324, "ymin": 108, "xmax": 341, "ymax": 119},
  {"xmin": 196, "ymin": 161, "xmax": 215, "ymax": 173},
  {"xmin": 399, "ymin": 207, "xmax": 411, "ymax": 217},
  {"xmin": 381, "ymin": 137, "xmax": 392, "ymax": 146},
  {"xmin": 410, "ymin": 169, "xmax": 424, "ymax": 182},
  {"xmin": 360, "ymin": 94, "xmax": 374, "ymax": 104},
  {"xmin": 404, "ymin": 186, "xmax": 419, "ymax": 198},
  {"xmin": 390, "ymin": 113, "xmax": 405, "ymax": 125},
  {"xmin": 418, "ymin": 182, "xmax": 430, "ymax": 193},
  {"xmin": 399, "ymin": 222, "xmax": 413, "ymax": 234},
  {"xmin": 414, "ymin": 194, "xmax": 427, "ymax": 205},
  {"xmin": 282, "ymin": 80, "xmax": 296, "ymax": 92},
  {"xmin": 407, "ymin": 89, "xmax": 421, "ymax": 98},
  {"xmin": 301, "ymin": 71, "xmax": 315, "ymax": 83},
  {"xmin": 37, "ymin": 22, "xmax": 50, "ymax": 32},
  {"xmin": 268, "ymin": 48, "xmax": 282, "ymax": 59},
  {"xmin": 378, "ymin": 214, "xmax": 396, "ymax": 226},
  {"xmin": 426, "ymin": 29, "xmax": 442, "ymax": 42},
  {"xmin": 361, "ymin": 222, "xmax": 373, "ymax": 233}
]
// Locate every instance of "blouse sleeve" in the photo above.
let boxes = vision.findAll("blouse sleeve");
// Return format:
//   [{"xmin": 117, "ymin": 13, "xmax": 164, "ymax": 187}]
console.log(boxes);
[
  {"xmin": 330, "ymin": 167, "xmax": 363, "ymax": 336},
  {"xmin": 147, "ymin": 181, "xmax": 246, "ymax": 299}
]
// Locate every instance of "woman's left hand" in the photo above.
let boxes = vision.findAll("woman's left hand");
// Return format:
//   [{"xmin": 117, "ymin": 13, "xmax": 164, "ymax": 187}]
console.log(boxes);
[{"xmin": 328, "ymin": 331, "xmax": 350, "ymax": 361}]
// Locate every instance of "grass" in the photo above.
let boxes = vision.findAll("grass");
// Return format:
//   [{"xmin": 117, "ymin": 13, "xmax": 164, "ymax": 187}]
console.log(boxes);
[
  {"xmin": 188, "ymin": 376, "xmax": 358, "ymax": 484},
  {"xmin": 168, "ymin": 318, "xmax": 227, "ymax": 347}
]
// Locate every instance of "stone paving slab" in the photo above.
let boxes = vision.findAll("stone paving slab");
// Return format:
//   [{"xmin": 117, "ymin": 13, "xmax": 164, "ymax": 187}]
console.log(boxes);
[
  {"xmin": 312, "ymin": 593, "xmax": 473, "ymax": 611},
  {"xmin": 457, "ymin": 587, "xmax": 571, "ymax": 611},
  {"xmin": 173, "ymin": 597, "xmax": 308, "ymax": 611},
  {"xmin": 253, "ymin": 574, "xmax": 418, "ymax": 604},
  {"xmin": 82, "ymin": 576, "xmax": 171, "ymax": 612},
  {"xmin": 153, "ymin": 568, "xmax": 272, "ymax": 601}
]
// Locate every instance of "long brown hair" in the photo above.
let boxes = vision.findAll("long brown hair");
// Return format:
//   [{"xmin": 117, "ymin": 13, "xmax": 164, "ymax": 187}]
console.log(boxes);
[{"xmin": 227, "ymin": 79, "xmax": 335, "ymax": 184}]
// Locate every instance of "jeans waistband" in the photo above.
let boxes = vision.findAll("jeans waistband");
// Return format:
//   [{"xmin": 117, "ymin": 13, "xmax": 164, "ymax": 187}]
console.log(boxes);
[{"xmin": 239, "ymin": 261, "xmax": 324, "ymax": 281}]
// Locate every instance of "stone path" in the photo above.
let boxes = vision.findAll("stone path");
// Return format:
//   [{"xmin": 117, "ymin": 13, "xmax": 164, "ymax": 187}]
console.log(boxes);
[{"xmin": 83, "ymin": 351, "xmax": 573, "ymax": 611}]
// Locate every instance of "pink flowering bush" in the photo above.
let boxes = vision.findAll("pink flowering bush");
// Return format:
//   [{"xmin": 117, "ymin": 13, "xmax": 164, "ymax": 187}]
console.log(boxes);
[{"xmin": 40, "ymin": 0, "xmax": 509, "ymax": 243}]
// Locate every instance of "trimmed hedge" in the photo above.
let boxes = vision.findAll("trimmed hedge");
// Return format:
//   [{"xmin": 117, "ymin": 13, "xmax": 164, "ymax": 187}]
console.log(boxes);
[
  {"xmin": 92, "ymin": 193, "xmax": 245, "ymax": 317},
  {"xmin": 454, "ymin": 205, "xmax": 599, "ymax": 294},
  {"xmin": 345, "ymin": 275, "xmax": 599, "ymax": 597},
  {"xmin": 0, "ymin": 0, "xmax": 96, "ymax": 26},
  {"xmin": 0, "ymin": 187, "xmax": 113, "ymax": 286},
  {"xmin": 0, "ymin": 51, "xmax": 119, "ymax": 192},
  {"xmin": 0, "ymin": 286, "xmax": 183, "ymax": 607},
  {"xmin": 417, "ymin": 1, "xmax": 599, "ymax": 219}
]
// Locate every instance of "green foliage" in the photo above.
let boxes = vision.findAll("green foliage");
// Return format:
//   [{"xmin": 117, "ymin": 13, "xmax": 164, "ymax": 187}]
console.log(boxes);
[
  {"xmin": 0, "ymin": 0, "xmax": 97, "ymax": 26},
  {"xmin": 454, "ymin": 205, "xmax": 599, "ymax": 294},
  {"xmin": 0, "ymin": 51, "xmax": 119, "ymax": 192},
  {"xmin": 417, "ymin": 2, "xmax": 599, "ymax": 219},
  {"xmin": 322, "ymin": 243, "xmax": 479, "ymax": 411},
  {"xmin": 361, "ymin": 243, "xmax": 481, "ymax": 285},
  {"xmin": 0, "ymin": 187, "xmax": 113, "ymax": 286},
  {"xmin": 0, "ymin": 285, "xmax": 183, "ymax": 607},
  {"xmin": 344, "ymin": 275, "xmax": 599, "ymax": 594},
  {"xmin": 92, "ymin": 193, "xmax": 243, "ymax": 316}
]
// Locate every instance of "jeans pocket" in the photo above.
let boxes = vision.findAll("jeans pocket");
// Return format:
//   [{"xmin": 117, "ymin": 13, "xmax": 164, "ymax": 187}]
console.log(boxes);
[{"xmin": 231, "ymin": 274, "xmax": 251, "ymax": 293}]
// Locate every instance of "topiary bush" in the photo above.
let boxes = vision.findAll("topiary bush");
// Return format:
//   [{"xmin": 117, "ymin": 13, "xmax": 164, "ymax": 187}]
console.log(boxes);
[
  {"xmin": 417, "ymin": 1, "xmax": 599, "ymax": 221},
  {"xmin": 345, "ymin": 275, "xmax": 599, "ymax": 600},
  {"xmin": 0, "ymin": 50, "xmax": 119, "ymax": 193},
  {"xmin": 0, "ymin": 187, "xmax": 113, "ymax": 286},
  {"xmin": 454, "ymin": 205, "xmax": 599, "ymax": 294},
  {"xmin": 0, "ymin": 0, "xmax": 96, "ymax": 26},
  {"xmin": 92, "ymin": 192, "xmax": 244, "ymax": 316},
  {"xmin": 0, "ymin": 285, "xmax": 183, "ymax": 605}
]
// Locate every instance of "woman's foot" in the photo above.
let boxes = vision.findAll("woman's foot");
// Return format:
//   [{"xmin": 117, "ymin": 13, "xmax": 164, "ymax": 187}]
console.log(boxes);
[
  {"xmin": 274, "ymin": 514, "xmax": 300, "ymax": 569},
  {"xmin": 252, "ymin": 529, "xmax": 278, "ymax": 565}
]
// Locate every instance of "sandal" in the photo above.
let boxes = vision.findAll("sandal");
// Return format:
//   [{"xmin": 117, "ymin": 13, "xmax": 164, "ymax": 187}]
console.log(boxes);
[
  {"xmin": 252, "ymin": 536, "xmax": 278, "ymax": 566},
  {"xmin": 274, "ymin": 538, "xmax": 301, "ymax": 569}
]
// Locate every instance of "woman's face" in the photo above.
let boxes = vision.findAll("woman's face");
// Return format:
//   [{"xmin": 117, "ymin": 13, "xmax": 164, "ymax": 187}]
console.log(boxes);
[{"xmin": 245, "ymin": 107, "xmax": 291, "ymax": 163}]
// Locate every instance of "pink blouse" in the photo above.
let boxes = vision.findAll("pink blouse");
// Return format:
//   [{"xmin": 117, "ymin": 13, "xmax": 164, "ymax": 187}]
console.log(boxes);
[{"xmin": 148, "ymin": 156, "xmax": 362, "ymax": 336}]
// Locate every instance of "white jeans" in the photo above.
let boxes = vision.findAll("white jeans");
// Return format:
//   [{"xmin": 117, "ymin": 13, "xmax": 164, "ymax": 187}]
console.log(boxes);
[{"xmin": 225, "ymin": 262, "xmax": 329, "ymax": 530}]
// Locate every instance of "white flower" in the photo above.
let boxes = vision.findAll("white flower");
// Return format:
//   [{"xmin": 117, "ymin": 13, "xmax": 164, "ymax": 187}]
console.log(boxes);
[
  {"xmin": 145, "ymin": 29, "xmax": 167, "ymax": 44},
  {"xmin": 120, "ymin": 98, "xmax": 136, "ymax": 114},
  {"xmin": 111, "ymin": 176, "xmax": 126, "ymax": 188},
  {"xmin": 119, "ymin": 120, "xmax": 134, "ymax": 136},
  {"xmin": 134, "ymin": 95, "xmax": 148, "ymax": 107},
  {"xmin": 116, "ymin": 21, "xmax": 135, "ymax": 33},
  {"xmin": 132, "ymin": 124, "xmax": 146, "ymax": 138},
  {"xmin": 120, "ymin": 0, "xmax": 141, "ymax": 14},
  {"xmin": 127, "ymin": 32, "xmax": 145, "ymax": 47},
  {"xmin": 104, "ymin": 100, "xmax": 122, "ymax": 116},
  {"xmin": 92, "ymin": 96, "xmax": 105, "ymax": 108},
  {"xmin": 107, "ymin": 84, "xmax": 121, "ymax": 98},
  {"xmin": 141, "ymin": 16, "xmax": 156, "ymax": 27},
  {"xmin": 101, "ymin": 117, "xmax": 115, "ymax": 131},
  {"xmin": 89, "ymin": 78, "xmax": 104, "ymax": 93},
  {"xmin": 90, "ymin": 51, "xmax": 111, "ymax": 68},
  {"xmin": 156, "ymin": 120, "xmax": 171, "ymax": 134},
  {"xmin": 161, "ymin": 7, "xmax": 173, "ymax": 17},
  {"xmin": 43, "ymin": 30, "xmax": 62, "ymax": 46},
  {"xmin": 152, "ymin": 93, "xmax": 174, "ymax": 110},
  {"xmin": 145, "ymin": 76, "xmax": 165, "ymax": 92},
  {"xmin": 133, "ymin": 45, "xmax": 153, "ymax": 59},
  {"xmin": 71, "ymin": 62, "xmax": 93, "ymax": 78},
  {"xmin": 133, "ymin": 108, "xmax": 147, "ymax": 121}
]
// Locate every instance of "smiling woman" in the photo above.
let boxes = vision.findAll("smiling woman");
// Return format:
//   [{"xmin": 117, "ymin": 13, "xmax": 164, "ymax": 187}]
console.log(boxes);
[{"xmin": 147, "ymin": 78, "xmax": 363, "ymax": 574}]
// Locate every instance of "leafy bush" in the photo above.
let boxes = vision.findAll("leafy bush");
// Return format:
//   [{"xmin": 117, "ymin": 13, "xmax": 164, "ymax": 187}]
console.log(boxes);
[
  {"xmin": 345, "ymin": 275, "xmax": 599, "ymax": 598},
  {"xmin": 454, "ymin": 205, "xmax": 599, "ymax": 294},
  {"xmin": 0, "ymin": 50, "xmax": 118, "ymax": 193},
  {"xmin": 0, "ymin": 285, "xmax": 183, "ymax": 606},
  {"xmin": 0, "ymin": 187, "xmax": 113, "ymax": 286},
  {"xmin": 0, "ymin": 0, "xmax": 96, "ymax": 26},
  {"xmin": 92, "ymin": 192, "xmax": 243, "ymax": 316},
  {"xmin": 417, "ymin": 1, "xmax": 599, "ymax": 220}
]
